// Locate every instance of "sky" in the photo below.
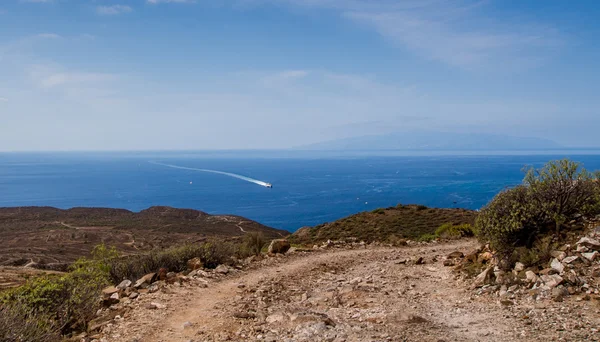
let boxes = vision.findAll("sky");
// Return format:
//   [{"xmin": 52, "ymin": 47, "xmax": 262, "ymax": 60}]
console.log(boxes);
[{"xmin": 0, "ymin": 0, "xmax": 599, "ymax": 151}]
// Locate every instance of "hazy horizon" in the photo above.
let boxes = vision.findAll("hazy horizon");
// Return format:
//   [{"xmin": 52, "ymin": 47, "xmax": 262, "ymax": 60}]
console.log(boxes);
[{"xmin": 1, "ymin": 1, "xmax": 599, "ymax": 151}]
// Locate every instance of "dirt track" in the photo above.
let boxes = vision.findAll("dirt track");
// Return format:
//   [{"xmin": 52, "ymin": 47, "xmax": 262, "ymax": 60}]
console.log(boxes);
[{"xmin": 101, "ymin": 239, "xmax": 553, "ymax": 341}]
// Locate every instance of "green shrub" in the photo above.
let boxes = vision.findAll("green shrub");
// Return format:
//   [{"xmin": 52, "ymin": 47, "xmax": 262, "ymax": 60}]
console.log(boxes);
[
  {"xmin": 435, "ymin": 223, "xmax": 475, "ymax": 238},
  {"xmin": 476, "ymin": 159, "xmax": 600, "ymax": 260},
  {"xmin": 0, "ymin": 245, "xmax": 114, "ymax": 340},
  {"xmin": 241, "ymin": 232, "xmax": 266, "ymax": 256},
  {"xmin": 417, "ymin": 233, "xmax": 437, "ymax": 242}
]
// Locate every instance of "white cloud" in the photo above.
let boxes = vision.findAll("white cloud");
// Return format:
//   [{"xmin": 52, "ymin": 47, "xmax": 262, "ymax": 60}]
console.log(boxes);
[
  {"xmin": 97, "ymin": 5, "xmax": 133, "ymax": 15},
  {"xmin": 147, "ymin": 0, "xmax": 196, "ymax": 4},
  {"xmin": 38, "ymin": 72, "xmax": 117, "ymax": 88},
  {"xmin": 235, "ymin": 0, "xmax": 562, "ymax": 70},
  {"xmin": 36, "ymin": 33, "xmax": 62, "ymax": 39}
]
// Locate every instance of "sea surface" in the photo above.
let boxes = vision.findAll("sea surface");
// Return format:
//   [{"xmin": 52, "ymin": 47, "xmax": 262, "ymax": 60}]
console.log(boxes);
[{"xmin": 2, "ymin": 151, "xmax": 600, "ymax": 232}]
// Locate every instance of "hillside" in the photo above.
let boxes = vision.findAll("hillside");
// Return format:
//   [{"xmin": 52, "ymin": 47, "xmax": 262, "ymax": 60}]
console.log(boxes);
[
  {"xmin": 291, "ymin": 204, "xmax": 476, "ymax": 244},
  {"xmin": 0, "ymin": 206, "xmax": 288, "ymax": 269}
]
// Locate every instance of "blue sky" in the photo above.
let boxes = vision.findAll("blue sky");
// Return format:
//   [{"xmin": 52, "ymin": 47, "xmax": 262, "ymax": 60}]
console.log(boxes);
[{"xmin": 0, "ymin": 0, "xmax": 599, "ymax": 150}]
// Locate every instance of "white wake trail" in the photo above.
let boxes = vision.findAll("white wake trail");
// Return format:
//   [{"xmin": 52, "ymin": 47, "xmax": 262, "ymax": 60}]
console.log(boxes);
[{"xmin": 150, "ymin": 162, "xmax": 271, "ymax": 188}]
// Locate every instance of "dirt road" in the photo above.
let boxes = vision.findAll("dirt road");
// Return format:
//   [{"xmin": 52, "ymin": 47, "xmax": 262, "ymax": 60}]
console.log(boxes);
[{"xmin": 101, "ymin": 239, "xmax": 599, "ymax": 342}]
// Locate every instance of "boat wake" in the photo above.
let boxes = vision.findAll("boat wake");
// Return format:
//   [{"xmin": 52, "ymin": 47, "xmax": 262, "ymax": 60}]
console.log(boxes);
[{"xmin": 150, "ymin": 162, "xmax": 272, "ymax": 188}]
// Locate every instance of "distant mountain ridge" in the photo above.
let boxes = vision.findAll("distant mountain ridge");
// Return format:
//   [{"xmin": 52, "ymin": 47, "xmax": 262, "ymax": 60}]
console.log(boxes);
[{"xmin": 300, "ymin": 132, "xmax": 563, "ymax": 150}]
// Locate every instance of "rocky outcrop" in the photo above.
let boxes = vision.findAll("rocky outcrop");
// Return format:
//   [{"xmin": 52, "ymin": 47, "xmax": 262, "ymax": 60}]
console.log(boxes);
[{"xmin": 268, "ymin": 239, "xmax": 291, "ymax": 254}]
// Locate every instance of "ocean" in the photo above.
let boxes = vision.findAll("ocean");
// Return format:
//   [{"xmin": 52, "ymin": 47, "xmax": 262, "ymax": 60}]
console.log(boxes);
[{"xmin": 2, "ymin": 151, "xmax": 600, "ymax": 232}]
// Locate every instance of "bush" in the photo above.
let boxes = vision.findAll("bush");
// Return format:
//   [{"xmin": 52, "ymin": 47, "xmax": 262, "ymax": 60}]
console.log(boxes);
[
  {"xmin": 241, "ymin": 232, "xmax": 266, "ymax": 256},
  {"xmin": 476, "ymin": 159, "xmax": 600, "ymax": 261},
  {"xmin": 435, "ymin": 223, "xmax": 475, "ymax": 238},
  {"xmin": 108, "ymin": 240, "xmax": 240, "ymax": 282},
  {"xmin": 0, "ymin": 245, "xmax": 114, "ymax": 340},
  {"xmin": 417, "ymin": 233, "xmax": 437, "ymax": 242}
]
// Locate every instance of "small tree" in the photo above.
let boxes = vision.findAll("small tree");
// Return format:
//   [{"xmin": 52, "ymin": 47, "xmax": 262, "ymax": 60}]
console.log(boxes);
[
  {"xmin": 243, "ymin": 232, "xmax": 266, "ymax": 256},
  {"xmin": 523, "ymin": 159, "xmax": 599, "ymax": 235}
]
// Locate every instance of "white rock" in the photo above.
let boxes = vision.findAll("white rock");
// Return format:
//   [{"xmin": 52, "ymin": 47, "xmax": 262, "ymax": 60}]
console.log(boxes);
[
  {"xmin": 540, "ymin": 274, "xmax": 563, "ymax": 289},
  {"xmin": 550, "ymin": 258, "xmax": 564, "ymax": 273},
  {"xmin": 562, "ymin": 256, "xmax": 578, "ymax": 264},
  {"xmin": 582, "ymin": 251, "xmax": 598, "ymax": 262},
  {"xmin": 514, "ymin": 262, "xmax": 525, "ymax": 272},
  {"xmin": 576, "ymin": 237, "xmax": 600, "ymax": 250},
  {"xmin": 525, "ymin": 271, "xmax": 538, "ymax": 283},
  {"xmin": 116, "ymin": 279, "xmax": 132, "ymax": 290}
]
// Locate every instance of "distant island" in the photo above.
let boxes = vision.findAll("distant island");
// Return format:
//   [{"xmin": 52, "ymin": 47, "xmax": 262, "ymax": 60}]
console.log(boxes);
[{"xmin": 299, "ymin": 131, "xmax": 563, "ymax": 151}]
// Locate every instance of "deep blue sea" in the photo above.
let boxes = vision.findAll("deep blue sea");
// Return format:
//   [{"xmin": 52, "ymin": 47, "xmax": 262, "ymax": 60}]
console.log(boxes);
[{"xmin": 2, "ymin": 151, "xmax": 600, "ymax": 232}]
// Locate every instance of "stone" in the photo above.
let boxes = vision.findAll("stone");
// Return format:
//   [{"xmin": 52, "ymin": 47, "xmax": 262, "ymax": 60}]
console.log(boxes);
[
  {"xmin": 539, "ymin": 268, "xmax": 559, "ymax": 276},
  {"xmin": 158, "ymin": 267, "xmax": 168, "ymax": 281},
  {"xmin": 128, "ymin": 292, "xmax": 139, "ymax": 300},
  {"xmin": 552, "ymin": 287, "xmax": 569, "ymax": 302},
  {"xmin": 187, "ymin": 257, "xmax": 204, "ymax": 271},
  {"xmin": 414, "ymin": 257, "xmax": 425, "ymax": 265},
  {"xmin": 134, "ymin": 273, "xmax": 157, "ymax": 288},
  {"xmin": 577, "ymin": 245, "xmax": 589, "ymax": 253},
  {"xmin": 268, "ymin": 239, "xmax": 291, "ymax": 254},
  {"xmin": 582, "ymin": 251, "xmax": 598, "ymax": 262},
  {"xmin": 478, "ymin": 252, "xmax": 493, "ymax": 263},
  {"xmin": 472, "ymin": 266, "xmax": 493, "ymax": 288},
  {"xmin": 550, "ymin": 250, "xmax": 567, "ymax": 261},
  {"xmin": 447, "ymin": 251, "xmax": 464, "ymax": 259},
  {"xmin": 116, "ymin": 280, "xmax": 132, "ymax": 290},
  {"xmin": 525, "ymin": 271, "xmax": 539, "ymax": 283},
  {"xmin": 540, "ymin": 274, "xmax": 563, "ymax": 289},
  {"xmin": 443, "ymin": 259, "xmax": 455, "ymax": 267},
  {"xmin": 562, "ymin": 256, "xmax": 578, "ymax": 264},
  {"xmin": 514, "ymin": 262, "xmax": 525, "ymax": 272},
  {"xmin": 148, "ymin": 284, "xmax": 159, "ymax": 293},
  {"xmin": 576, "ymin": 237, "xmax": 600, "ymax": 250},
  {"xmin": 102, "ymin": 286, "xmax": 119, "ymax": 296},
  {"xmin": 550, "ymin": 258, "xmax": 564, "ymax": 273},
  {"xmin": 215, "ymin": 265, "xmax": 229, "ymax": 274}
]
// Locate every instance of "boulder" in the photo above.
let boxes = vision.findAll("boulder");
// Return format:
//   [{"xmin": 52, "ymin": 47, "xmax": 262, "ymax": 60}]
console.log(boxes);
[
  {"xmin": 215, "ymin": 265, "xmax": 229, "ymax": 274},
  {"xmin": 514, "ymin": 262, "xmax": 525, "ymax": 272},
  {"xmin": 562, "ymin": 256, "xmax": 578, "ymax": 264},
  {"xmin": 525, "ymin": 270, "xmax": 538, "ymax": 283},
  {"xmin": 550, "ymin": 258, "xmax": 564, "ymax": 273},
  {"xmin": 582, "ymin": 251, "xmax": 598, "ymax": 261},
  {"xmin": 576, "ymin": 237, "xmax": 600, "ymax": 250},
  {"xmin": 116, "ymin": 280, "xmax": 132, "ymax": 290},
  {"xmin": 550, "ymin": 250, "xmax": 567, "ymax": 261},
  {"xmin": 472, "ymin": 266, "xmax": 494, "ymax": 288},
  {"xmin": 134, "ymin": 273, "xmax": 157, "ymax": 288},
  {"xmin": 268, "ymin": 239, "xmax": 291, "ymax": 254},
  {"xmin": 101, "ymin": 286, "xmax": 119, "ymax": 297},
  {"xmin": 540, "ymin": 274, "xmax": 563, "ymax": 289},
  {"xmin": 187, "ymin": 257, "xmax": 204, "ymax": 271},
  {"xmin": 447, "ymin": 251, "xmax": 464, "ymax": 259}
]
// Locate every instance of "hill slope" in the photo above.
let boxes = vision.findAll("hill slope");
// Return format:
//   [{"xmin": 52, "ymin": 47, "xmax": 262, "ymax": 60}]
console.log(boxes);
[
  {"xmin": 291, "ymin": 204, "xmax": 476, "ymax": 244},
  {"xmin": 0, "ymin": 206, "xmax": 288, "ymax": 267}
]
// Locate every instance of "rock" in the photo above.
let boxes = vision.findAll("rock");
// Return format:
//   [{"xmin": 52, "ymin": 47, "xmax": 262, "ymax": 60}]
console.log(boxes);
[
  {"xmin": 478, "ymin": 252, "xmax": 493, "ymax": 263},
  {"xmin": 158, "ymin": 267, "xmax": 168, "ymax": 281},
  {"xmin": 134, "ymin": 273, "xmax": 157, "ymax": 288},
  {"xmin": 101, "ymin": 286, "xmax": 119, "ymax": 296},
  {"xmin": 148, "ymin": 284, "xmax": 159, "ymax": 293},
  {"xmin": 215, "ymin": 265, "xmax": 229, "ymax": 274},
  {"xmin": 577, "ymin": 245, "xmax": 589, "ymax": 253},
  {"xmin": 472, "ymin": 266, "xmax": 493, "ymax": 288},
  {"xmin": 562, "ymin": 256, "xmax": 578, "ymax": 264},
  {"xmin": 233, "ymin": 311, "xmax": 256, "ymax": 319},
  {"xmin": 550, "ymin": 258, "xmax": 564, "ymax": 273},
  {"xmin": 268, "ymin": 239, "xmax": 291, "ymax": 254},
  {"xmin": 500, "ymin": 299, "xmax": 514, "ymax": 306},
  {"xmin": 525, "ymin": 271, "xmax": 538, "ymax": 283},
  {"xmin": 443, "ymin": 259, "xmax": 455, "ymax": 267},
  {"xmin": 266, "ymin": 313, "xmax": 287, "ymax": 323},
  {"xmin": 414, "ymin": 257, "xmax": 425, "ymax": 265},
  {"xmin": 576, "ymin": 237, "xmax": 600, "ymax": 250},
  {"xmin": 539, "ymin": 268, "xmax": 559, "ymax": 276},
  {"xmin": 406, "ymin": 315, "xmax": 429, "ymax": 324},
  {"xmin": 582, "ymin": 251, "xmax": 598, "ymax": 262},
  {"xmin": 592, "ymin": 268, "xmax": 600, "ymax": 277},
  {"xmin": 146, "ymin": 302, "xmax": 166, "ymax": 310},
  {"xmin": 540, "ymin": 274, "xmax": 564, "ymax": 289},
  {"xmin": 514, "ymin": 262, "xmax": 525, "ymax": 272},
  {"xmin": 552, "ymin": 286, "xmax": 569, "ymax": 302},
  {"xmin": 447, "ymin": 251, "xmax": 464, "ymax": 259},
  {"xmin": 116, "ymin": 280, "xmax": 132, "ymax": 290},
  {"xmin": 183, "ymin": 321, "xmax": 193, "ymax": 329},
  {"xmin": 187, "ymin": 257, "xmax": 204, "ymax": 271},
  {"xmin": 128, "ymin": 292, "xmax": 139, "ymax": 300},
  {"xmin": 550, "ymin": 250, "xmax": 567, "ymax": 261}
]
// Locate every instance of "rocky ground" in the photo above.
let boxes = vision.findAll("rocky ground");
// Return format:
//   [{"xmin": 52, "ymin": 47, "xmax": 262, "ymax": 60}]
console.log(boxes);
[{"xmin": 86, "ymin": 238, "xmax": 600, "ymax": 342}]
